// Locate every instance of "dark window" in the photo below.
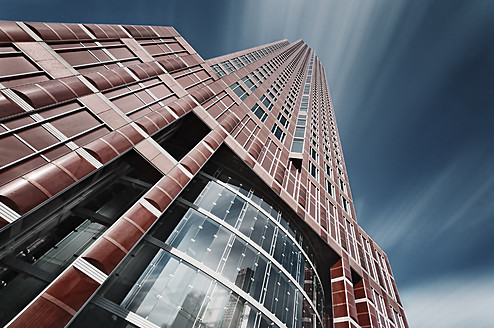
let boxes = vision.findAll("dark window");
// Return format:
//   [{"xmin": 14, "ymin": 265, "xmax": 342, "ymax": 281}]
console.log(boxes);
[
  {"xmin": 0, "ymin": 151, "xmax": 161, "ymax": 326},
  {"xmin": 153, "ymin": 112, "xmax": 211, "ymax": 161}
]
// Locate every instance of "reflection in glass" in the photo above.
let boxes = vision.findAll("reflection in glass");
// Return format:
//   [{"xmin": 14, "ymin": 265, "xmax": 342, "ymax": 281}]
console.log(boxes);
[{"xmin": 70, "ymin": 167, "xmax": 327, "ymax": 328}]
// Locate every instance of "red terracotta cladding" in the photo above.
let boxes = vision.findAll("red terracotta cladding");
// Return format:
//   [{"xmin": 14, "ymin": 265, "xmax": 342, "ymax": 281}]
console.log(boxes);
[{"xmin": 0, "ymin": 20, "xmax": 407, "ymax": 328}]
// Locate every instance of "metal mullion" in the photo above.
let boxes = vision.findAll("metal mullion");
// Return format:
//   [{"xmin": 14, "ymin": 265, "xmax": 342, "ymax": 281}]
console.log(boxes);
[
  {"xmin": 142, "ymin": 237, "xmax": 287, "ymax": 328},
  {"xmin": 0, "ymin": 107, "xmax": 84, "ymax": 137},
  {"xmin": 0, "ymin": 120, "xmax": 105, "ymax": 172},
  {"xmin": 198, "ymin": 172, "xmax": 325, "ymax": 297},
  {"xmin": 2, "ymin": 257, "xmax": 57, "ymax": 283},
  {"xmin": 73, "ymin": 56, "xmax": 138, "ymax": 70},
  {"xmin": 107, "ymin": 80, "xmax": 160, "ymax": 101},
  {"xmin": 183, "ymin": 78, "xmax": 206, "ymax": 91},
  {"xmin": 0, "ymin": 146, "xmax": 41, "ymax": 172},
  {"xmin": 171, "ymin": 67, "xmax": 196, "ymax": 79},
  {"xmin": 0, "ymin": 51, "xmax": 23, "ymax": 57},
  {"xmin": 147, "ymin": 52, "xmax": 177, "ymax": 59},
  {"xmin": 125, "ymin": 98, "xmax": 162, "ymax": 116},
  {"xmin": 58, "ymin": 122, "xmax": 106, "ymax": 145},
  {"xmin": 177, "ymin": 198, "xmax": 323, "ymax": 324},
  {"xmin": 0, "ymin": 70, "xmax": 45, "ymax": 80}
]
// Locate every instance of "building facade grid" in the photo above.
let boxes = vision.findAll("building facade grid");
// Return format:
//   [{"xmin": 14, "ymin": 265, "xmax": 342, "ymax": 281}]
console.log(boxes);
[{"xmin": 0, "ymin": 21, "xmax": 407, "ymax": 328}]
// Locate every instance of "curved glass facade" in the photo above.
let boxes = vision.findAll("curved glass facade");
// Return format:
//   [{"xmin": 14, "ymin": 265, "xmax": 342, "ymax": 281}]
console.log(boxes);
[{"xmin": 70, "ymin": 169, "xmax": 328, "ymax": 328}]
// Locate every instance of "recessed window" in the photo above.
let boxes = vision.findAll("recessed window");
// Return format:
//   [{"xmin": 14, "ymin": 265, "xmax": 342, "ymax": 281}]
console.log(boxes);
[
  {"xmin": 260, "ymin": 95, "xmax": 274, "ymax": 111},
  {"xmin": 277, "ymin": 113, "xmax": 289, "ymax": 129},
  {"xmin": 241, "ymin": 76, "xmax": 256, "ymax": 92},
  {"xmin": 309, "ymin": 162, "xmax": 318, "ymax": 179},
  {"xmin": 229, "ymin": 82, "xmax": 248, "ymax": 101},
  {"xmin": 341, "ymin": 195, "xmax": 350, "ymax": 213},
  {"xmin": 0, "ymin": 150, "xmax": 161, "ymax": 326},
  {"xmin": 325, "ymin": 179, "xmax": 335, "ymax": 197},
  {"xmin": 251, "ymin": 104, "xmax": 267, "ymax": 122},
  {"xmin": 271, "ymin": 123, "xmax": 286, "ymax": 142},
  {"xmin": 153, "ymin": 112, "xmax": 211, "ymax": 161},
  {"xmin": 221, "ymin": 61, "xmax": 236, "ymax": 73},
  {"xmin": 250, "ymin": 72, "xmax": 261, "ymax": 85},
  {"xmin": 211, "ymin": 64, "xmax": 226, "ymax": 77},
  {"xmin": 231, "ymin": 57, "xmax": 244, "ymax": 69},
  {"xmin": 291, "ymin": 139, "xmax": 304, "ymax": 153}
]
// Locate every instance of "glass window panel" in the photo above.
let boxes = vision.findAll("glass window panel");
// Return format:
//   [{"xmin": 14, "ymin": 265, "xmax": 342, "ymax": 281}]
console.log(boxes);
[
  {"xmin": 195, "ymin": 181, "xmax": 223, "ymax": 212},
  {"xmin": 251, "ymin": 258, "xmax": 266, "ymax": 302},
  {"xmin": 221, "ymin": 238, "xmax": 244, "ymax": 281},
  {"xmin": 167, "ymin": 210, "xmax": 204, "ymax": 250},
  {"xmin": 202, "ymin": 226, "xmax": 231, "ymax": 270},
  {"xmin": 210, "ymin": 187, "xmax": 235, "ymax": 220},
  {"xmin": 224, "ymin": 196, "xmax": 245, "ymax": 227},
  {"xmin": 173, "ymin": 273, "xmax": 211, "ymax": 325},
  {"xmin": 249, "ymin": 214, "xmax": 267, "ymax": 246},
  {"xmin": 200, "ymin": 282, "xmax": 230, "ymax": 325},
  {"xmin": 291, "ymin": 140, "xmax": 303, "ymax": 153},
  {"xmin": 0, "ymin": 272, "xmax": 47, "ymax": 327},
  {"xmin": 238, "ymin": 205, "xmax": 257, "ymax": 238},
  {"xmin": 262, "ymin": 222, "xmax": 275, "ymax": 254},
  {"xmin": 185, "ymin": 218, "xmax": 219, "ymax": 259},
  {"xmin": 69, "ymin": 303, "xmax": 139, "ymax": 328}
]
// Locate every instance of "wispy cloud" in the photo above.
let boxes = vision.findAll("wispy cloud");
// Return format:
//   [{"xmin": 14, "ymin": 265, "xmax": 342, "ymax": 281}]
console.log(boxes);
[
  {"xmin": 359, "ymin": 147, "xmax": 494, "ymax": 252},
  {"xmin": 402, "ymin": 272, "xmax": 494, "ymax": 328}
]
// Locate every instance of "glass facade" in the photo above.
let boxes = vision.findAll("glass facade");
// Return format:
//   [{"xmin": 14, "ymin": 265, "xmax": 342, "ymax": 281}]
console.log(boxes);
[
  {"xmin": 0, "ymin": 151, "xmax": 161, "ymax": 326},
  {"xmin": 69, "ymin": 168, "xmax": 327, "ymax": 328}
]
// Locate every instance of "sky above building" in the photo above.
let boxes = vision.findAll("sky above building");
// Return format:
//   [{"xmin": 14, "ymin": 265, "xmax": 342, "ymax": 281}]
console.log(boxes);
[{"xmin": 2, "ymin": 0, "xmax": 494, "ymax": 326}]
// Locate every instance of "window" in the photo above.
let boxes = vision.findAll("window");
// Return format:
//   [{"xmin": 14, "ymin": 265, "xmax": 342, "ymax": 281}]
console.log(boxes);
[
  {"xmin": 291, "ymin": 139, "xmax": 304, "ymax": 153},
  {"xmin": 303, "ymin": 85, "xmax": 310, "ymax": 94},
  {"xmin": 231, "ymin": 57, "xmax": 244, "ymax": 69},
  {"xmin": 271, "ymin": 123, "xmax": 286, "ymax": 142},
  {"xmin": 276, "ymin": 113, "xmax": 289, "ymax": 129},
  {"xmin": 341, "ymin": 195, "xmax": 350, "ymax": 214},
  {"xmin": 240, "ymin": 55, "xmax": 250, "ymax": 65},
  {"xmin": 229, "ymin": 82, "xmax": 248, "ymax": 101},
  {"xmin": 241, "ymin": 76, "xmax": 256, "ymax": 92},
  {"xmin": 250, "ymin": 72, "xmax": 261, "ymax": 85},
  {"xmin": 250, "ymin": 104, "xmax": 267, "ymax": 122},
  {"xmin": 339, "ymin": 178, "xmax": 347, "ymax": 194},
  {"xmin": 294, "ymin": 127, "xmax": 305, "ymax": 138},
  {"xmin": 310, "ymin": 147, "xmax": 318, "ymax": 163},
  {"xmin": 211, "ymin": 64, "xmax": 226, "ymax": 77},
  {"xmin": 221, "ymin": 60, "xmax": 236, "ymax": 73},
  {"xmin": 309, "ymin": 161, "xmax": 318, "ymax": 179},
  {"xmin": 325, "ymin": 164, "xmax": 333, "ymax": 178},
  {"xmin": 261, "ymin": 66, "xmax": 270, "ymax": 77},
  {"xmin": 260, "ymin": 95, "xmax": 274, "ymax": 111},
  {"xmin": 300, "ymin": 95, "xmax": 309, "ymax": 113},
  {"xmin": 325, "ymin": 179, "xmax": 335, "ymax": 197},
  {"xmin": 256, "ymin": 68, "xmax": 266, "ymax": 81}
]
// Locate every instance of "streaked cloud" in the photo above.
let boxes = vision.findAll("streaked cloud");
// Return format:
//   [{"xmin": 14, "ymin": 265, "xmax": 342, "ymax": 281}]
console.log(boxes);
[
  {"xmin": 2, "ymin": 1, "xmax": 494, "ymax": 326},
  {"xmin": 402, "ymin": 272, "xmax": 494, "ymax": 328}
]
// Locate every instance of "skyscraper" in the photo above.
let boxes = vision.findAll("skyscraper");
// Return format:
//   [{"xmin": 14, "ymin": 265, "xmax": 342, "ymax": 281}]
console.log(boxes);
[{"xmin": 0, "ymin": 20, "xmax": 407, "ymax": 328}]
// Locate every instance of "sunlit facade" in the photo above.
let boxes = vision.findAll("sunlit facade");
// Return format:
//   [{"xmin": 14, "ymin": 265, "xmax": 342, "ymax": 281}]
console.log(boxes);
[{"xmin": 0, "ymin": 21, "xmax": 407, "ymax": 328}]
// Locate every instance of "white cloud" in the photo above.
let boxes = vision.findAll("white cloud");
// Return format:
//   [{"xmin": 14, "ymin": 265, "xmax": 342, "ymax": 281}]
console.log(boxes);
[{"xmin": 402, "ymin": 272, "xmax": 494, "ymax": 328}]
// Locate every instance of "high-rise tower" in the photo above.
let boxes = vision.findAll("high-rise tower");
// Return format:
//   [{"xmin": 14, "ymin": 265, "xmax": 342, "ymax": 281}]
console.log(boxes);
[{"xmin": 0, "ymin": 21, "xmax": 407, "ymax": 328}]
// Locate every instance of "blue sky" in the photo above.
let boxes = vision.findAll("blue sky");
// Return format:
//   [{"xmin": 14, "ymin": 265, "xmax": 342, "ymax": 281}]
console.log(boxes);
[{"xmin": 2, "ymin": 0, "xmax": 494, "ymax": 326}]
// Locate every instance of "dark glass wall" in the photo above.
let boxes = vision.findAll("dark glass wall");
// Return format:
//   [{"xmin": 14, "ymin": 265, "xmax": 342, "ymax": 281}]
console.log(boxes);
[{"xmin": 69, "ymin": 162, "xmax": 328, "ymax": 328}]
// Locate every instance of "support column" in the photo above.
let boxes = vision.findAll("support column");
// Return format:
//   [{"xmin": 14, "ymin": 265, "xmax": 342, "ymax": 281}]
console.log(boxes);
[
  {"xmin": 330, "ymin": 253, "xmax": 360, "ymax": 328},
  {"xmin": 354, "ymin": 276, "xmax": 378, "ymax": 328}
]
